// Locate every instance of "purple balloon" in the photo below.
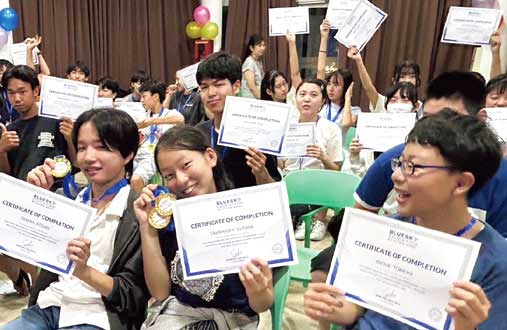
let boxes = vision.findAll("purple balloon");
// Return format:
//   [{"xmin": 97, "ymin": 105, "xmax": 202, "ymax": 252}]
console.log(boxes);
[
  {"xmin": 193, "ymin": 5, "xmax": 210, "ymax": 26},
  {"xmin": 0, "ymin": 28, "xmax": 7, "ymax": 47}
]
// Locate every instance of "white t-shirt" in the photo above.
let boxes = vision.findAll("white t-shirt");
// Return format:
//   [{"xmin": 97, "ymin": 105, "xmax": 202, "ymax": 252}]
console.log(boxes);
[{"xmin": 138, "ymin": 108, "xmax": 182, "ymax": 156}]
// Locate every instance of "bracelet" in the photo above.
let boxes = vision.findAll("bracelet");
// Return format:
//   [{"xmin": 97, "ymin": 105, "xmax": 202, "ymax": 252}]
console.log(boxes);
[{"xmin": 319, "ymin": 50, "xmax": 327, "ymax": 53}]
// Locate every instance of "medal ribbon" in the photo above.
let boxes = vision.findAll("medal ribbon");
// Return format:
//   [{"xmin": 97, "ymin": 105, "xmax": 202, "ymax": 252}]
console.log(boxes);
[
  {"xmin": 410, "ymin": 217, "xmax": 478, "ymax": 237},
  {"xmin": 210, "ymin": 120, "xmax": 229, "ymax": 160},
  {"xmin": 82, "ymin": 178, "xmax": 128, "ymax": 206},
  {"xmin": 177, "ymin": 92, "xmax": 195, "ymax": 114},
  {"xmin": 149, "ymin": 109, "xmax": 165, "ymax": 144}
]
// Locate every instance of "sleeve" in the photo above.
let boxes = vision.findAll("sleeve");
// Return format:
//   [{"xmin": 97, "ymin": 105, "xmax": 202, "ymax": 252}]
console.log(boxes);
[
  {"xmin": 326, "ymin": 124, "xmax": 344, "ymax": 163},
  {"xmin": 354, "ymin": 144, "xmax": 404, "ymax": 210},
  {"xmin": 242, "ymin": 57, "xmax": 256, "ymax": 74},
  {"xmin": 368, "ymin": 94, "xmax": 387, "ymax": 113}
]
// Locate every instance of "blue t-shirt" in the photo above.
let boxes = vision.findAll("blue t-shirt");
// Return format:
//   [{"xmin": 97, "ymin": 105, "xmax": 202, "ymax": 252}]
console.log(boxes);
[
  {"xmin": 354, "ymin": 143, "xmax": 507, "ymax": 237},
  {"xmin": 355, "ymin": 220, "xmax": 507, "ymax": 330}
]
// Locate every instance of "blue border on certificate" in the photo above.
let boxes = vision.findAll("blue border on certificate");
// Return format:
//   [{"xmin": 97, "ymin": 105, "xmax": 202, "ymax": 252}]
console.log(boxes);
[
  {"xmin": 38, "ymin": 100, "xmax": 58, "ymax": 120},
  {"xmin": 0, "ymin": 245, "xmax": 74, "ymax": 275},
  {"xmin": 217, "ymin": 125, "xmax": 287, "ymax": 155}
]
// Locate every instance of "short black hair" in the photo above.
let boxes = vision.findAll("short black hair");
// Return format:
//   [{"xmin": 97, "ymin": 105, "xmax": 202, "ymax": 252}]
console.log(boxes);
[
  {"xmin": 261, "ymin": 70, "xmax": 288, "ymax": 101},
  {"xmin": 385, "ymin": 82, "xmax": 418, "ymax": 109},
  {"xmin": 406, "ymin": 109, "xmax": 501, "ymax": 194},
  {"xmin": 139, "ymin": 80, "xmax": 165, "ymax": 103},
  {"xmin": 325, "ymin": 68, "xmax": 353, "ymax": 105},
  {"xmin": 130, "ymin": 70, "xmax": 151, "ymax": 84},
  {"xmin": 0, "ymin": 59, "xmax": 13, "ymax": 71},
  {"xmin": 486, "ymin": 73, "xmax": 507, "ymax": 96},
  {"xmin": 65, "ymin": 60, "xmax": 90, "ymax": 77},
  {"xmin": 97, "ymin": 76, "xmax": 120, "ymax": 95},
  {"xmin": 196, "ymin": 52, "xmax": 242, "ymax": 86},
  {"xmin": 392, "ymin": 60, "xmax": 421, "ymax": 87},
  {"xmin": 425, "ymin": 71, "xmax": 486, "ymax": 115},
  {"xmin": 2, "ymin": 65, "xmax": 39, "ymax": 90},
  {"xmin": 72, "ymin": 108, "xmax": 139, "ymax": 179}
]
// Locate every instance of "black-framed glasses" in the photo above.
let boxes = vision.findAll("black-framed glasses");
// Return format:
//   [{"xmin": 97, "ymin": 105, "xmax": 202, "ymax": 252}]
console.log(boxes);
[{"xmin": 391, "ymin": 158, "xmax": 453, "ymax": 176}]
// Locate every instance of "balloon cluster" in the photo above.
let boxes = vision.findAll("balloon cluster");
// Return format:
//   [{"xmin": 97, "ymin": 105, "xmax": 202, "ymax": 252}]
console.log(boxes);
[
  {"xmin": 185, "ymin": 5, "xmax": 219, "ymax": 40},
  {"xmin": 0, "ymin": 7, "xmax": 19, "ymax": 47}
]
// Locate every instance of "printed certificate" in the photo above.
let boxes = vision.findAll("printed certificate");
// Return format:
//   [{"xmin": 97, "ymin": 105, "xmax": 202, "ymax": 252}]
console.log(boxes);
[
  {"xmin": 328, "ymin": 208, "xmax": 481, "ymax": 330},
  {"xmin": 280, "ymin": 122, "xmax": 316, "ymax": 157},
  {"xmin": 356, "ymin": 112, "xmax": 416, "ymax": 152},
  {"xmin": 485, "ymin": 107, "xmax": 507, "ymax": 142},
  {"xmin": 326, "ymin": 0, "xmax": 360, "ymax": 30},
  {"xmin": 269, "ymin": 7, "xmax": 310, "ymax": 36},
  {"xmin": 114, "ymin": 102, "xmax": 147, "ymax": 123},
  {"xmin": 334, "ymin": 0, "xmax": 388, "ymax": 51},
  {"xmin": 39, "ymin": 76, "xmax": 98, "ymax": 120},
  {"xmin": 9, "ymin": 43, "xmax": 39, "ymax": 66},
  {"xmin": 218, "ymin": 96, "xmax": 292, "ymax": 155},
  {"xmin": 0, "ymin": 173, "xmax": 95, "ymax": 277},
  {"xmin": 177, "ymin": 62, "xmax": 200, "ymax": 91},
  {"xmin": 173, "ymin": 182, "xmax": 298, "ymax": 280},
  {"xmin": 441, "ymin": 6, "xmax": 502, "ymax": 46}
]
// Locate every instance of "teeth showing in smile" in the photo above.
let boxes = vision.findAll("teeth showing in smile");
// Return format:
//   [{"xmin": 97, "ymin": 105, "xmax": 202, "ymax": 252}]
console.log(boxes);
[{"xmin": 183, "ymin": 185, "xmax": 195, "ymax": 194}]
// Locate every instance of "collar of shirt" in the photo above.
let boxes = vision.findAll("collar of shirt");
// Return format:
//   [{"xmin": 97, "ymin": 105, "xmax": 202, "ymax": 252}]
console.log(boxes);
[{"xmin": 77, "ymin": 184, "xmax": 131, "ymax": 220}]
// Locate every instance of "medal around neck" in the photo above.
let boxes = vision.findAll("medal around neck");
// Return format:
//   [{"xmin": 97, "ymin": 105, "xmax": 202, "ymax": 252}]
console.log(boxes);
[{"xmin": 51, "ymin": 155, "xmax": 71, "ymax": 178}]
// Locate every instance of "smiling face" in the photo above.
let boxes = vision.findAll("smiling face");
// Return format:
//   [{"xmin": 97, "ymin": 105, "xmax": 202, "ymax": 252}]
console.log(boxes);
[
  {"xmin": 157, "ymin": 148, "xmax": 218, "ymax": 199},
  {"xmin": 199, "ymin": 78, "xmax": 240, "ymax": 115}
]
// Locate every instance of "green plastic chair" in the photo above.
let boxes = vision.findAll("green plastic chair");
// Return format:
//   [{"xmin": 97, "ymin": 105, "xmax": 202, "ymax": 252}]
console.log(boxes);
[
  {"xmin": 343, "ymin": 126, "xmax": 356, "ymax": 150},
  {"xmin": 270, "ymin": 266, "xmax": 290, "ymax": 330},
  {"xmin": 284, "ymin": 170, "xmax": 361, "ymax": 285}
]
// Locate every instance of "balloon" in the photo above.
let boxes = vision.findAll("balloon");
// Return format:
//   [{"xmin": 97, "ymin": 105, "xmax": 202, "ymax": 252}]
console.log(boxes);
[
  {"xmin": 0, "ymin": 8, "xmax": 18, "ymax": 32},
  {"xmin": 201, "ymin": 22, "xmax": 219, "ymax": 40},
  {"xmin": 193, "ymin": 5, "xmax": 210, "ymax": 26},
  {"xmin": 0, "ymin": 28, "xmax": 8, "ymax": 47},
  {"xmin": 185, "ymin": 21, "xmax": 201, "ymax": 39}
]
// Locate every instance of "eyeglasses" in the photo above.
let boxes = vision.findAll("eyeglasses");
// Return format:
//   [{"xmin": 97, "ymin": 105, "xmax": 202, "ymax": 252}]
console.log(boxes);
[{"xmin": 391, "ymin": 158, "xmax": 453, "ymax": 176}]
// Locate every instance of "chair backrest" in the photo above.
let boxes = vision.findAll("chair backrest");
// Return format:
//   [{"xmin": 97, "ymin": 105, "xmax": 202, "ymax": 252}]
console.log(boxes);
[
  {"xmin": 284, "ymin": 169, "xmax": 361, "ymax": 209},
  {"xmin": 271, "ymin": 266, "xmax": 290, "ymax": 330}
]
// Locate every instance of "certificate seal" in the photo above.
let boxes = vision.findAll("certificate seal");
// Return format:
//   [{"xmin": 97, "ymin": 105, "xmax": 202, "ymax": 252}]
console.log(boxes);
[
  {"xmin": 57, "ymin": 254, "xmax": 67, "ymax": 266},
  {"xmin": 148, "ymin": 208, "xmax": 171, "ymax": 229},
  {"xmin": 155, "ymin": 193, "xmax": 177, "ymax": 217},
  {"xmin": 272, "ymin": 243, "xmax": 283, "ymax": 255},
  {"xmin": 51, "ymin": 155, "xmax": 71, "ymax": 178},
  {"xmin": 428, "ymin": 307, "xmax": 443, "ymax": 322},
  {"xmin": 270, "ymin": 139, "xmax": 278, "ymax": 147}
]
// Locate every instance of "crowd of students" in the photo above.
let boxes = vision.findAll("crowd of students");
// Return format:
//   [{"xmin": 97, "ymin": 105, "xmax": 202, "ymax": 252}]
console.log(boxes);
[{"xmin": 0, "ymin": 18, "xmax": 506, "ymax": 330}]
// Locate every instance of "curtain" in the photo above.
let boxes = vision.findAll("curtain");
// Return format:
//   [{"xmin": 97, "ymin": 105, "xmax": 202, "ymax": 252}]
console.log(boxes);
[{"xmin": 10, "ymin": 0, "xmax": 199, "ymax": 88}]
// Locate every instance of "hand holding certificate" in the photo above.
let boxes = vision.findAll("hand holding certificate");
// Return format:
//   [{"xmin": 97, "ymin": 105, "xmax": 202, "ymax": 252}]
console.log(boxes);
[
  {"xmin": 280, "ymin": 122, "xmax": 316, "ymax": 157},
  {"xmin": 269, "ymin": 7, "xmax": 309, "ymax": 36},
  {"xmin": 177, "ymin": 62, "xmax": 200, "ymax": 91},
  {"xmin": 172, "ymin": 182, "xmax": 297, "ymax": 280},
  {"xmin": 114, "ymin": 101, "xmax": 147, "ymax": 123},
  {"xmin": 334, "ymin": 0, "xmax": 388, "ymax": 51},
  {"xmin": 0, "ymin": 173, "xmax": 94, "ymax": 277}
]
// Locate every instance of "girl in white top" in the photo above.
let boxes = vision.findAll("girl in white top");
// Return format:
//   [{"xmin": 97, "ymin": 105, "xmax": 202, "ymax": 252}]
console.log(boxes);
[{"xmin": 241, "ymin": 35, "xmax": 266, "ymax": 99}]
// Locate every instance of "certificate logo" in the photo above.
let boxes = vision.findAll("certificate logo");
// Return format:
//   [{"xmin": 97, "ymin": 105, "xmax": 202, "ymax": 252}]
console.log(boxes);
[
  {"xmin": 216, "ymin": 197, "xmax": 243, "ymax": 211},
  {"xmin": 387, "ymin": 229, "xmax": 418, "ymax": 248},
  {"xmin": 32, "ymin": 194, "xmax": 56, "ymax": 210},
  {"xmin": 272, "ymin": 243, "xmax": 283, "ymax": 254},
  {"xmin": 428, "ymin": 307, "xmax": 443, "ymax": 322}
]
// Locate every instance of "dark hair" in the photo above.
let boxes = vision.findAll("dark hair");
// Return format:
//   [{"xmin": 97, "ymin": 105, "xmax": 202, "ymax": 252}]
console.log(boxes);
[
  {"xmin": 72, "ymin": 108, "xmax": 139, "ymax": 179},
  {"xmin": 406, "ymin": 109, "xmax": 501, "ymax": 194},
  {"xmin": 154, "ymin": 125, "xmax": 234, "ymax": 193},
  {"xmin": 296, "ymin": 78, "xmax": 328, "ymax": 101},
  {"xmin": 325, "ymin": 69, "xmax": 353, "ymax": 105},
  {"xmin": 392, "ymin": 60, "xmax": 421, "ymax": 87},
  {"xmin": 425, "ymin": 71, "xmax": 486, "ymax": 116},
  {"xmin": 384, "ymin": 82, "xmax": 418, "ymax": 109},
  {"xmin": 0, "ymin": 59, "xmax": 13, "ymax": 71},
  {"xmin": 130, "ymin": 70, "xmax": 151, "ymax": 84},
  {"xmin": 2, "ymin": 65, "xmax": 39, "ymax": 90},
  {"xmin": 486, "ymin": 73, "xmax": 507, "ymax": 96},
  {"xmin": 139, "ymin": 80, "xmax": 165, "ymax": 104},
  {"xmin": 260, "ymin": 70, "xmax": 288, "ymax": 101},
  {"xmin": 242, "ymin": 34, "xmax": 264, "ymax": 61},
  {"xmin": 65, "ymin": 60, "xmax": 90, "ymax": 77},
  {"xmin": 196, "ymin": 52, "xmax": 242, "ymax": 86},
  {"xmin": 97, "ymin": 76, "xmax": 120, "ymax": 95}
]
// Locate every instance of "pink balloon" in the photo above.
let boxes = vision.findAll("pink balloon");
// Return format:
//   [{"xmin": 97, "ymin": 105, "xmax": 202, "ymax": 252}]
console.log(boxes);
[
  {"xmin": 193, "ymin": 5, "xmax": 210, "ymax": 26},
  {"xmin": 0, "ymin": 28, "xmax": 8, "ymax": 47}
]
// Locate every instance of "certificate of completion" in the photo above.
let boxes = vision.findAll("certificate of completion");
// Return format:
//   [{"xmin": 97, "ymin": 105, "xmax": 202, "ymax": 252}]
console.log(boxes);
[
  {"xmin": 441, "ymin": 6, "xmax": 502, "ymax": 46},
  {"xmin": 356, "ymin": 112, "xmax": 416, "ymax": 152},
  {"xmin": 485, "ymin": 107, "xmax": 507, "ymax": 141},
  {"xmin": 177, "ymin": 62, "xmax": 200, "ymax": 91},
  {"xmin": 269, "ymin": 7, "xmax": 310, "ymax": 36},
  {"xmin": 326, "ymin": 0, "xmax": 360, "ymax": 30},
  {"xmin": 0, "ymin": 174, "xmax": 95, "ymax": 277},
  {"xmin": 9, "ymin": 43, "xmax": 39, "ymax": 66},
  {"xmin": 218, "ymin": 96, "xmax": 292, "ymax": 155},
  {"xmin": 328, "ymin": 208, "xmax": 481, "ymax": 330},
  {"xmin": 280, "ymin": 122, "xmax": 316, "ymax": 157},
  {"xmin": 173, "ymin": 182, "xmax": 298, "ymax": 280},
  {"xmin": 334, "ymin": 0, "xmax": 388, "ymax": 51},
  {"xmin": 114, "ymin": 102, "xmax": 147, "ymax": 123},
  {"xmin": 39, "ymin": 76, "xmax": 98, "ymax": 120}
]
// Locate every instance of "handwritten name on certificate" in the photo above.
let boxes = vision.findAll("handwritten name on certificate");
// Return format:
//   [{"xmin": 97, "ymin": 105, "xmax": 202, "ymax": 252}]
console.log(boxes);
[
  {"xmin": 280, "ymin": 122, "xmax": 316, "ymax": 157},
  {"xmin": 485, "ymin": 108, "xmax": 507, "ymax": 142},
  {"xmin": 328, "ymin": 208, "xmax": 481, "ymax": 330},
  {"xmin": 441, "ymin": 6, "xmax": 502, "ymax": 46},
  {"xmin": 177, "ymin": 62, "xmax": 200, "ymax": 91},
  {"xmin": 335, "ymin": 0, "xmax": 388, "ymax": 51},
  {"xmin": 356, "ymin": 112, "xmax": 416, "ymax": 152},
  {"xmin": 0, "ymin": 174, "xmax": 94, "ymax": 277},
  {"xmin": 114, "ymin": 102, "xmax": 147, "ymax": 123},
  {"xmin": 269, "ymin": 7, "xmax": 309, "ymax": 36},
  {"xmin": 172, "ymin": 182, "xmax": 298, "ymax": 280},
  {"xmin": 218, "ymin": 96, "xmax": 292, "ymax": 155},
  {"xmin": 39, "ymin": 76, "xmax": 98, "ymax": 121},
  {"xmin": 326, "ymin": 0, "xmax": 360, "ymax": 30}
]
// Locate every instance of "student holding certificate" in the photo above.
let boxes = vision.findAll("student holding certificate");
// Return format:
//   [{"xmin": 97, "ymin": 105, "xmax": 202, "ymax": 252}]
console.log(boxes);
[
  {"xmin": 133, "ymin": 126, "xmax": 273, "ymax": 330},
  {"xmin": 304, "ymin": 110, "xmax": 507, "ymax": 330},
  {"xmin": 3, "ymin": 109, "xmax": 150, "ymax": 330}
]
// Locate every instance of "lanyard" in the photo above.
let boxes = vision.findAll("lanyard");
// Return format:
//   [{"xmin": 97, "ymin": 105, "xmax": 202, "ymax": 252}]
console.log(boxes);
[
  {"xmin": 410, "ymin": 217, "xmax": 478, "ymax": 237},
  {"xmin": 326, "ymin": 103, "xmax": 343, "ymax": 123},
  {"xmin": 149, "ymin": 109, "xmax": 165, "ymax": 144},
  {"xmin": 177, "ymin": 92, "xmax": 195, "ymax": 114},
  {"xmin": 2, "ymin": 90, "xmax": 15, "ymax": 123},
  {"xmin": 209, "ymin": 120, "xmax": 229, "ymax": 160},
  {"xmin": 82, "ymin": 178, "xmax": 128, "ymax": 206}
]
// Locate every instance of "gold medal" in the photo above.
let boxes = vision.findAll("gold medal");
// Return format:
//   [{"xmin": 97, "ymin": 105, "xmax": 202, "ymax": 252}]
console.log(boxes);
[
  {"xmin": 51, "ymin": 155, "xmax": 71, "ymax": 178},
  {"xmin": 148, "ymin": 208, "xmax": 171, "ymax": 229},
  {"xmin": 155, "ymin": 193, "xmax": 176, "ymax": 217}
]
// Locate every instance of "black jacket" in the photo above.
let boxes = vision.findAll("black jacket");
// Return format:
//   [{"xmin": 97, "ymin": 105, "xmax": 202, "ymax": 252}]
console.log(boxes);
[{"xmin": 29, "ymin": 189, "xmax": 150, "ymax": 330}]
